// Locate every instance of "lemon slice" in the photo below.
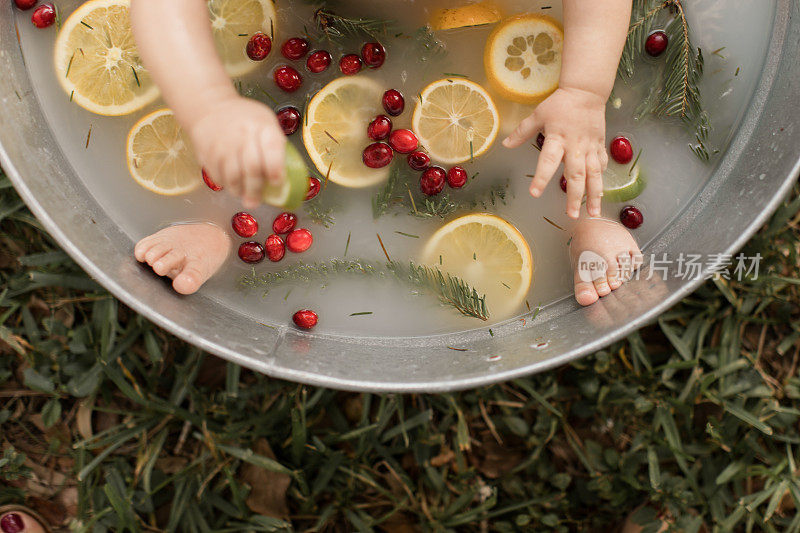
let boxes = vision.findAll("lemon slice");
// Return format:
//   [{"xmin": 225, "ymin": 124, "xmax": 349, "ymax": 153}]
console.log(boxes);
[
  {"xmin": 127, "ymin": 109, "xmax": 201, "ymax": 196},
  {"xmin": 302, "ymin": 77, "xmax": 390, "ymax": 188},
  {"xmin": 53, "ymin": 0, "xmax": 158, "ymax": 116},
  {"xmin": 603, "ymin": 161, "xmax": 646, "ymax": 203},
  {"xmin": 430, "ymin": 1, "xmax": 502, "ymax": 31},
  {"xmin": 263, "ymin": 143, "xmax": 311, "ymax": 210},
  {"xmin": 208, "ymin": 0, "xmax": 277, "ymax": 78},
  {"xmin": 421, "ymin": 214, "xmax": 533, "ymax": 319},
  {"xmin": 484, "ymin": 14, "xmax": 564, "ymax": 104},
  {"xmin": 412, "ymin": 78, "xmax": 499, "ymax": 165}
]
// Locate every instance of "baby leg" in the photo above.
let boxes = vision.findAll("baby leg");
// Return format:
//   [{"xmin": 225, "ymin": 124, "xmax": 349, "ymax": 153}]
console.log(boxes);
[
  {"xmin": 134, "ymin": 223, "xmax": 230, "ymax": 295},
  {"xmin": 569, "ymin": 217, "xmax": 643, "ymax": 306}
]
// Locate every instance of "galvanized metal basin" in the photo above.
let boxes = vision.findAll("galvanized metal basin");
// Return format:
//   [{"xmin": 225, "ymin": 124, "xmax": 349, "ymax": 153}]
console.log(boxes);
[{"xmin": 1, "ymin": 1, "xmax": 798, "ymax": 392}]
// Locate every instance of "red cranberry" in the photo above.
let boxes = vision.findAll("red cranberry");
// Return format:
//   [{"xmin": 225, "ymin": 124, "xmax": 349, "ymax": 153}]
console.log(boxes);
[
  {"xmin": 361, "ymin": 42, "xmax": 386, "ymax": 68},
  {"xmin": 560, "ymin": 175, "xmax": 567, "ymax": 192},
  {"xmin": 202, "ymin": 169, "xmax": 222, "ymax": 191},
  {"xmin": 232, "ymin": 212, "xmax": 259, "ymax": 238},
  {"xmin": 305, "ymin": 177, "xmax": 321, "ymax": 201},
  {"xmin": 293, "ymin": 309, "xmax": 318, "ymax": 329},
  {"xmin": 610, "ymin": 136, "xmax": 634, "ymax": 164},
  {"xmin": 447, "ymin": 166, "xmax": 468, "ymax": 188},
  {"xmin": 420, "ymin": 166, "xmax": 446, "ymax": 196},
  {"xmin": 277, "ymin": 106, "xmax": 301, "ymax": 135},
  {"xmin": 536, "ymin": 133, "xmax": 545, "ymax": 149},
  {"xmin": 306, "ymin": 50, "xmax": 332, "ymax": 73},
  {"xmin": 388, "ymin": 129, "xmax": 418, "ymax": 154},
  {"xmin": 407, "ymin": 151, "xmax": 431, "ymax": 171},
  {"xmin": 31, "ymin": 3, "xmax": 55, "ymax": 28},
  {"xmin": 367, "ymin": 115, "xmax": 392, "ymax": 141},
  {"xmin": 645, "ymin": 31, "xmax": 669, "ymax": 57},
  {"xmin": 286, "ymin": 228, "xmax": 313, "ymax": 253},
  {"xmin": 0, "ymin": 513, "xmax": 25, "ymax": 533},
  {"xmin": 265, "ymin": 234, "xmax": 286, "ymax": 262},
  {"xmin": 14, "ymin": 0, "xmax": 37, "ymax": 10},
  {"xmin": 246, "ymin": 32, "xmax": 272, "ymax": 61},
  {"xmin": 281, "ymin": 37, "xmax": 309, "ymax": 60},
  {"xmin": 272, "ymin": 212, "xmax": 298, "ymax": 234},
  {"xmin": 238, "ymin": 242, "xmax": 265, "ymax": 264},
  {"xmin": 620, "ymin": 206, "xmax": 643, "ymax": 229},
  {"xmin": 274, "ymin": 65, "xmax": 302, "ymax": 92},
  {"xmin": 339, "ymin": 54, "xmax": 362, "ymax": 75},
  {"xmin": 363, "ymin": 142, "xmax": 394, "ymax": 168},
  {"xmin": 382, "ymin": 89, "xmax": 405, "ymax": 116}
]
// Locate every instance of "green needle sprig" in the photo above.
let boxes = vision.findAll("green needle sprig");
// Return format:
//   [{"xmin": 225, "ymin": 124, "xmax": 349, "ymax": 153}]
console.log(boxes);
[
  {"xmin": 619, "ymin": 0, "xmax": 710, "ymax": 160},
  {"xmin": 240, "ymin": 258, "xmax": 489, "ymax": 320}
]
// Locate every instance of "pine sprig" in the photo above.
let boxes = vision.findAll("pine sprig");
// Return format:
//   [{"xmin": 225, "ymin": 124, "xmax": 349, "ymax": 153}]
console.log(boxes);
[
  {"xmin": 240, "ymin": 259, "xmax": 380, "ymax": 293},
  {"xmin": 387, "ymin": 261, "xmax": 489, "ymax": 321},
  {"xmin": 619, "ymin": 0, "xmax": 710, "ymax": 160},
  {"xmin": 314, "ymin": 9, "xmax": 393, "ymax": 42},
  {"xmin": 372, "ymin": 166, "xmax": 402, "ymax": 218},
  {"xmin": 240, "ymin": 259, "xmax": 489, "ymax": 320},
  {"xmin": 408, "ymin": 181, "xmax": 510, "ymax": 220},
  {"xmin": 304, "ymin": 198, "xmax": 336, "ymax": 227}
]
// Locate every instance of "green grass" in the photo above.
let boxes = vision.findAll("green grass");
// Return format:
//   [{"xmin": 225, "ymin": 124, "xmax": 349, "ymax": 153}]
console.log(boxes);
[{"xmin": 1, "ymin": 165, "xmax": 799, "ymax": 532}]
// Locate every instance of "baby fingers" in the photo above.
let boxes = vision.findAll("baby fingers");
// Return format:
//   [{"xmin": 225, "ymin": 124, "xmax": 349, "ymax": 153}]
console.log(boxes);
[
  {"xmin": 503, "ymin": 114, "xmax": 543, "ymax": 149},
  {"xmin": 530, "ymin": 138, "xmax": 564, "ymax": 197},
  {"xmin": 241, "ymin": 139, "xmax": 265, "ymax": 209},
  {"xmin": 260, "ymin": 128, "xmax": 286, "ymax": 186},
  {"xmin": 585, "ymin": 151, "xmax": 603, "ymax": 217},
  {"xmin": 564, "ymin": 150, "xmax": 586, "ymax": 219}
]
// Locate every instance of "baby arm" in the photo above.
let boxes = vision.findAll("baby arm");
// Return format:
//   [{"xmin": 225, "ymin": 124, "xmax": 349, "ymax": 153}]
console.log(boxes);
[
  {"xmin": 131, "ymin": 0, "xmax": 284, "ymax": 208},
  {"xmin": 503, "ymin": 0, "xmax": 632, "ymax": 219}
]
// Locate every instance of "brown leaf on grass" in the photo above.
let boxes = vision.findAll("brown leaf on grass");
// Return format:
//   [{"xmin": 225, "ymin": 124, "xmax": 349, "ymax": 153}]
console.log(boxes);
[
  {"xmin": 241, "ymin": 438, "xmax": 291, "ymax": 519},
  {"xmin": 430, "ymin": 447, "xmax": 454, "ymax": 467},
  {"xmin": 27, "ymin": 496, "xmax": 67, "ymax": 528},
  {"xmin": 379, "ymin": 512, "xmax": 422, "ymax": 533},
  {"xmin": 154, "ymin": 456, "xmax": 189, "ymax": 475},
  {"xmin": 470, "ymin": 440, "xmax": 525, "ymax": 479}
]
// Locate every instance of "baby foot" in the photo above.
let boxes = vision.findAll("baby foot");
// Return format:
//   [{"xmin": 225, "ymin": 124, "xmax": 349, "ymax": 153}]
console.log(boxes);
[
  {"xmin": 134, "ymin": 223, "xmax": 231, "ymax": 295},
  {"xmin": 569, "ymin": 217, "xmax": 643, "ymax": 306}
]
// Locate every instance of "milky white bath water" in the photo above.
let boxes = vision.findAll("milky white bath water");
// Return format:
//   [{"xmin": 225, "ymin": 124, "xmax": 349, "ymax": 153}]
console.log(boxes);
[{"xmin": 14, "ymin": 0, "xmax": 776, "ymax": 335}]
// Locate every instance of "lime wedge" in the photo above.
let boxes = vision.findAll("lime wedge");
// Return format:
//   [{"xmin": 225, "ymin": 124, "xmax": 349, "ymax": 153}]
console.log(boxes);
[
  {"xmin": 603, "ymin": 161, "xmax": 645, "ymax": 203},
  {"xmin": 263, "ymin": 143, "xmax": 311, "ymax": 210}
]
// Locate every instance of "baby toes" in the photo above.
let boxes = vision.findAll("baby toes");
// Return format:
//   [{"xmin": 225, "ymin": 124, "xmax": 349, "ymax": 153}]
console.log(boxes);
[
  {"xmin": 152, "ymin": 250, "xmax": 186, "ymax": 277},
  {"xmin": 142, "ymin": 243, "xmax": 172, "ymax": 266},
  {"xmin": 172, "ymin": 262, "xmax": 208, "ymax": 295},
  {"xmin": 574, "ymin": 280, "xmax": 599, "ymax": 306},
  {"xmin": 134, "ymin": 236, "xmax": 160, "ymax": 262},
  {"xmin": 593, "ymin": 276, "xmax": 612, "ymax": 297}
]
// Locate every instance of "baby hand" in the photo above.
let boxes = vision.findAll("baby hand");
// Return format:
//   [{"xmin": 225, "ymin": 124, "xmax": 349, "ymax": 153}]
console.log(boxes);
[
  {"xmin": 189, "ymin": 96, "xmax": 286, "ymax": 209},
  {"xmin": 503, "ymin": 87, "xmax": 608, "ymax": 219}
]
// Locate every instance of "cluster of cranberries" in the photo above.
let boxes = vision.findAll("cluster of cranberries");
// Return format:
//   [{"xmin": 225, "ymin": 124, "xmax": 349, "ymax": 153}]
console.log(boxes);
[
  {"xmin": 200, "ymin": 170, "xmax": 320, "ymax": 329},
  {"xmin": 232, "ymin": 211, "xmax": 313, "ymax": 264},
  {"xmin": 13, "ymin": 0, "xmax": 56, "ymax": 28},
  {"xmin": 361, "ymin": 90, "xmax": 468, "ymax": 196},
  {"xmin": 245, "ymin": 32, "xmax": 387, "ymax": 94}
]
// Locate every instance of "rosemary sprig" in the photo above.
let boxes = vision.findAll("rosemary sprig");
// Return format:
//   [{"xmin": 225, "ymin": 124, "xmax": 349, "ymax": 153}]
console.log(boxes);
[
  {"xmin": 387, "ymin": 261, "xmax": 488, "ymax": 321},
  {"xmin": 372, "ymin": 165, "xmax": 402, "ymax": 218},
  {"xmin": 314, "ymin": 9, "xmax": 392, "ymax": 42},
  {"xmin": 240, "ymin": 259, "xmax": 489, "ymax": 320},
  {"xmin": 304, "ymin": 197, "xmax": 336, "ymax": 227},
  {"xmin": 240, "ymin": 259, "xmax": 379, "ymax": 292},
  {"xmin": 408, "ymin": 180, "xmax": 510, "ymax": 220},
  {"xmin": 619, "ymin": 0, "xmax": 709, "ymax": 160}
]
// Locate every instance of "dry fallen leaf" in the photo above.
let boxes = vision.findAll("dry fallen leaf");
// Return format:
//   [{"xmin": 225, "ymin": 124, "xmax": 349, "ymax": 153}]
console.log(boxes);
[{"xmin": 240, "ymin": 438, "xmax": 291, "ymax": 519}]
